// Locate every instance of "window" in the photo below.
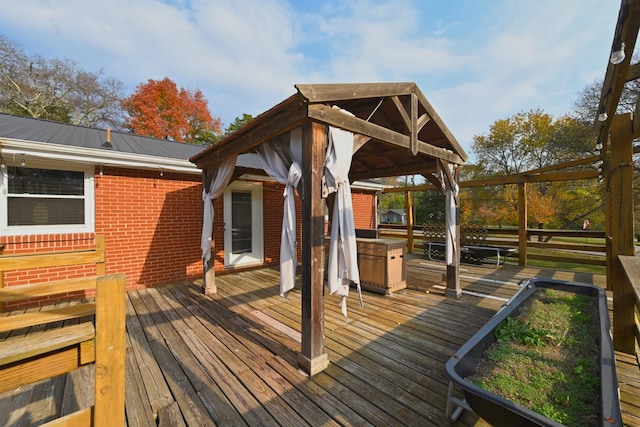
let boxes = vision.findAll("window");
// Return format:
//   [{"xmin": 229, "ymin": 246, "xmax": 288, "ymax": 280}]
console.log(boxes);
[{"xmin": 1, "ymin": 160, "xmax": 94, "ymax": 235}]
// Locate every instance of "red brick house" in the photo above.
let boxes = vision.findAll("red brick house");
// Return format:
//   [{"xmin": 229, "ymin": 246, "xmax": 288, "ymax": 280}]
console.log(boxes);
[{"xmin": 0, "ymin": 113, "xmax": 380, "ymax": 306}]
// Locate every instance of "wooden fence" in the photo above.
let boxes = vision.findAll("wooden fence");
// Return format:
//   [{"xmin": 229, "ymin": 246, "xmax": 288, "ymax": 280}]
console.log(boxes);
[{"xmin": 378, "ymin": 224, "xmax": 606, "ymax": 267}]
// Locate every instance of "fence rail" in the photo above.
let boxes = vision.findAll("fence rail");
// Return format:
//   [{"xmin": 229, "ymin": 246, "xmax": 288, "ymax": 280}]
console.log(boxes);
[{"xmin": 378, "ymin": 224, "xmax": 606, "ymax": 267}]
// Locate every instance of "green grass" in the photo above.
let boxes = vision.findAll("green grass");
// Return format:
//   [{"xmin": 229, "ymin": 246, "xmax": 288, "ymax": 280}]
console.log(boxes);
[
  {"xmin": 523, "ymin": 247, "xmax": 606, "ymax": 274},
  {"xmin": 551, "ymin": 236, "xmax": 606, "ymax": 245},
  {"xmin": 469, "ymin": 289, "xmax": 601, "ymax": 426}
]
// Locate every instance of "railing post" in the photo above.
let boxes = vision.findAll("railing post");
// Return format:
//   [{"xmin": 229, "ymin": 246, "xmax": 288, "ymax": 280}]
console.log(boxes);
[
  {"xmin": 609, "ymin": 114, "xmax": 636, "ymax": 353},
  {"xmin": 518, "ymin": 182, "xmax": 527, "ymax": 266},
  {"xmin": 94, "ymin": 274, "xmax": 126, "ymax": 427},
  {"xmin": 95, "ymin": 234, "xmax": 106, "ymax": 276}
]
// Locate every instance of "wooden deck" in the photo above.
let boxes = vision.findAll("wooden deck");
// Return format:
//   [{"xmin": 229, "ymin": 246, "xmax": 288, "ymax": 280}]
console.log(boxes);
[{"xmin": 1, "ymin": 255, "xmax": 639, "ymax": 426}]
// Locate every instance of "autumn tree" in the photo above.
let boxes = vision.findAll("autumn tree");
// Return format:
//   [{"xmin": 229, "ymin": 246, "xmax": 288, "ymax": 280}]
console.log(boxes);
[
  {"xmin": 121, "ymin": 77, "xmax": 222, "ymax": 145},
  {"xmin": 0, "ymin": 35, "xmax": 125, "ymax": 128},
  {"xmin": 462, "ymin": 185, "xmax": 518, "ymax": 228},
  {"xmin": 527, "ymin": 185, "xmax": 557, "ymax": 228}
]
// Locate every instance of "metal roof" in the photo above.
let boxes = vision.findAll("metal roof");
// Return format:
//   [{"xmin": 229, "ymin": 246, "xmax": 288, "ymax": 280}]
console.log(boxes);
[{"xmin": 0, "ymin": 113, "xmax": 204, "ymax": 161}]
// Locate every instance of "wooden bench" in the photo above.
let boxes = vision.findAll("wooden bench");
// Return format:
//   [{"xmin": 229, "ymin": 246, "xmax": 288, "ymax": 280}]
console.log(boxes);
[
  {"xmin": 0, "ymin": 236, "xmax": 125, "ymax": 427},
  {"xmin": 422, "ymin": 223, "xmax": 516, "ymax": 266}
]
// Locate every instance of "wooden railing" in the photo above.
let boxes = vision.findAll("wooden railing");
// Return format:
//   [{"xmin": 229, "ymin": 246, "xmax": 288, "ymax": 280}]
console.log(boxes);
[
  {"xmin": 0, "ymin": 235, "xmax": 106, "ymax": 310},
  {"xmin": 617, "ymin": 256, "xmax": 640, "ymax": 362},
  {"xmin": 378, "ymin": 224, "xmax": 606, "ymax": 267},
  {"xmin": 0, "ymin": 235, "xmax": 125, "ymax": 426}
]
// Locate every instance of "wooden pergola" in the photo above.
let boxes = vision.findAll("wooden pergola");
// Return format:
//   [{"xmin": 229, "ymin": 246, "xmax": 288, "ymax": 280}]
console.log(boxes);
[
  {"xmin": 190, "ymin": 82, "xmax": 467, "ymax": 375},
  {"xmin": 595, "ymin": 0, "xmax": 640, "ymax": 355}
]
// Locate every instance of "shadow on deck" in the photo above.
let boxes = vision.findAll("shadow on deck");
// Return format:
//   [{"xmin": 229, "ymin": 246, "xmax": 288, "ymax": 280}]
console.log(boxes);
[{"xmin": 1, "ymin": 255, "xmax": 638, "ymax": 426}]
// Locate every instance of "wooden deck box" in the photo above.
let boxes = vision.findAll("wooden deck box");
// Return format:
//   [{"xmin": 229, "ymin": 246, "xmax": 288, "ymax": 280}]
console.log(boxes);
[{"xmin": 356, "ymin": 238, "xmax": 406, "ymax": 294}]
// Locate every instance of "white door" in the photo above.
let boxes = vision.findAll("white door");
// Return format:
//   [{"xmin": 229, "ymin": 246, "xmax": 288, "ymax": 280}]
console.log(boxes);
[{"xmin": 223, "ymin": 181, "xmax": 263, "ymax": 267}]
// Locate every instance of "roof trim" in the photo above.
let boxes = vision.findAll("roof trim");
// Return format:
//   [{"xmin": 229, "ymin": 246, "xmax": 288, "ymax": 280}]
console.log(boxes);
[{"xmin": 0, "ymin": 137, "xmax": 200, "ymax": 174}]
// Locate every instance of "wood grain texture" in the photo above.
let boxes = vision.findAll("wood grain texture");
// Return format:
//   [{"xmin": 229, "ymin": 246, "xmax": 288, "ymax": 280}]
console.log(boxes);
[{"xmin": 2, "ymin": 260, "xmax": 640, "ymax": 426}]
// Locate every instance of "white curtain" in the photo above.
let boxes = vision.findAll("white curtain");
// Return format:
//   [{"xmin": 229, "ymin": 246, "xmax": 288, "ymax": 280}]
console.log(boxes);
[
  {"xmin": 325, "ymin": 126, "xmax": 360, "ymax": 321},
  {"xmin": 257, "ymin": 140, "xmax": 302, "ymax": 297},
  {"xmin": 438, "ymin": 162, "xmax": 459, "ymax": 265},
  {"xmin": 201, "ymin": 156, "xmax": 237, "ymax": 264}
]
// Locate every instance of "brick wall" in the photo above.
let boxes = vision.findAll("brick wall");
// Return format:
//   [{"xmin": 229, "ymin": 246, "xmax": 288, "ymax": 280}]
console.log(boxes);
[
  {"xmin": 1, "ymin": 166, "xmax": 204, "ymax": 307},
  {"xmin": 351, "ymin": 191, "xmax": 376, "ymax": 229},
  {"xmin": 1, "ymin": 169, "xmax": 376, "ymax": 306},
  {"xmin": 94, "ymin": 167, "xmax": 203, "ymax": 289}
]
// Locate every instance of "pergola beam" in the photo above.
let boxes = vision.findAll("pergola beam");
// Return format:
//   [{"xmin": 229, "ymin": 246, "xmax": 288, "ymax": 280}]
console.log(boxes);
[
  {"xmin": 350, "ymin": 159, "xmax": 436, "ymax": 181},
  {"xmin": 296, "ymin": 82, "xmax": 416, "ymax": 102},
  {"xmin": 595, "ymin": 0, "xmax": 640, "ymax": 157},
  {"xmin": 307, "ymin": 104, "xmax": 464, "ymax": 164},
  {"xmin": 192, "ymin": 100, "xmax": 307, "ymax": 170}
]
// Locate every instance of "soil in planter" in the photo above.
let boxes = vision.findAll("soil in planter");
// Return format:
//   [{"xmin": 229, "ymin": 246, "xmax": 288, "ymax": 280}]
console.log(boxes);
[{"xmin": 468, "ymin": 288, "xmax": 600, "ymax": 427}]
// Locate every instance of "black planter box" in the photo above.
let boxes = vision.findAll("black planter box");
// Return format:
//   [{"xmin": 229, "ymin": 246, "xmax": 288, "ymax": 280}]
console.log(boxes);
[{"xmin": 445, "ymin": 278, "xmax": 621, "ymax": 427}]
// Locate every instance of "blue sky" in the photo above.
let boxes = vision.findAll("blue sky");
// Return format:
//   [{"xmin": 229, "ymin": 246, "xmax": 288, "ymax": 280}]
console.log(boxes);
[{"xmin": 0, "ymin": 0, "xmax": 621, "ymax": 159}]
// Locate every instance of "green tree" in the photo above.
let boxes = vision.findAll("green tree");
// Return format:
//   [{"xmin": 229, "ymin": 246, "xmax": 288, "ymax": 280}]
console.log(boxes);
[
  {"xmin": 224, "ymin": 113, "xmax": 253, "ymax": 136},
  {"xmin": 414, "ymin": 190, "xmax": 445, "ymax": 225},
  {"xmin": 470, "ymin": 109, "xmax": 604, "ymax": 230},
  {"xmin": 472, "ymin": 109, "xmax": 584, "ymax": 176}
]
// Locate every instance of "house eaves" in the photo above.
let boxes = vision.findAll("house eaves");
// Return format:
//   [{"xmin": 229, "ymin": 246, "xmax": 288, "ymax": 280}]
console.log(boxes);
[
  {"xmin": 0, "ymin": 113, "xmax": 203, "ymax": 174},
  {"xmin": 0, "ymin": 137, "xmax": 200, "ymax": 174}
]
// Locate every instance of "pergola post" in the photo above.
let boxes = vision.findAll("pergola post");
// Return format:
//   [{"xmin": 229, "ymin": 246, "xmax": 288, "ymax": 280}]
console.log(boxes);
[
  {"xmin": 607, "ymin": 113, "xmax": 636, "ymax": 353},
  {"xmin": 405, "ymin": 190, "xmax": 414, "ymax": 253},
  {"xmin": 202, "ymin": 170, "xmax": 217, "ymax": 296},
  {"xmin": 203, "ymin": 243, "xmax": 216, "ymax": 295},
  {"xmin": 443, "ymin": 163, "xmax": 461, "ymax": 298},
  {"xmin": 298, "ymin": 122, "xmax": 329, "ymax": 376},
  {"xmin": 518, "ymin": 182, "xmax": 528, "ymax": 266}
]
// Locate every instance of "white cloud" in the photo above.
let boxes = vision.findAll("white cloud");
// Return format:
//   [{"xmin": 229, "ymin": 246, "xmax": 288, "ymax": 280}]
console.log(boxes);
[{"xmin": 0, "ymin": 0, "xmax": 621, "ymax": 157}]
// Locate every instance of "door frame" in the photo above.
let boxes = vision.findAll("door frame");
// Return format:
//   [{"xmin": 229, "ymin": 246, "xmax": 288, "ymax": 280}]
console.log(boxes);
[{"xmin": 223, "ymin": 181, "xmax": 264, "ymax": 268}]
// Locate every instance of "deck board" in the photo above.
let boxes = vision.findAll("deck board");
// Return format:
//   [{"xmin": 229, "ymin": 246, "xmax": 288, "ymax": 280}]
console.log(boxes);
[{"xmin": 0, "ymin": 254, "xmax": 638, "ymax": 426}]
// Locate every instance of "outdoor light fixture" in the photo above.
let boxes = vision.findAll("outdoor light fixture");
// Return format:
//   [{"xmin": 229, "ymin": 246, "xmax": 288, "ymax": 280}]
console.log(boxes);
[
  {"xmin": 99, "ymin": 164, "xmax": 103, "ymax": 176},
  {"xmin": 159, "ymin": 168, "xmax": 164, "ymax": 177},
  {"xmin": 596, "ymin": 138, "xmax": 603, "ymax": 151},
  {"xmin": 20, "ymin": 154, "xmax": 26, "ymax": 167},
  {"xmin": 610, "ymin": 41, "xmax": 626, "ymax": 65},
  {"xmin": 0, "ymin": 155, "xmax": 5, "ymax": 169},
  {"xmin": 597, "ymin": 105, "xmax": 608, "ymax": 122}
]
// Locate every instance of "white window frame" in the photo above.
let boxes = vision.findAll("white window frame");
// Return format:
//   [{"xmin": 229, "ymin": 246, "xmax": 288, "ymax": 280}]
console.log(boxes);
[{"xmin": 0, "ymin": 158, "xmax": 95, "ymax": 236}]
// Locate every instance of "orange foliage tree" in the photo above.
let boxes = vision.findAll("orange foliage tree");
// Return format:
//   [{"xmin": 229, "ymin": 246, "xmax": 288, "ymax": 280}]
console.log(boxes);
[{"xmin": 121, "ymin": 77, "xmax": 222, "ymax": 144}]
